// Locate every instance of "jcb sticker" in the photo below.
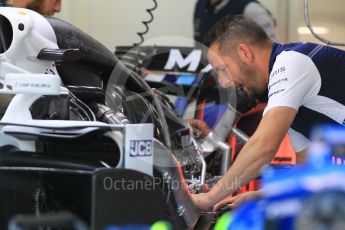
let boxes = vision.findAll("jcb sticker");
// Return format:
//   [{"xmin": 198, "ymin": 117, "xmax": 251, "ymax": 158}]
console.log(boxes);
[{"xmin": 130, "ymin": 140, "xmax": 152, "ymax": 157}]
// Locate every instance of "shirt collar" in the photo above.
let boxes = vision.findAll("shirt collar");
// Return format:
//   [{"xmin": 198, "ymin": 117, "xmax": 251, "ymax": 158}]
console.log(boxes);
[{"xmin": 269, "ymin": 42, "xmax": 281, "ymax": 73}]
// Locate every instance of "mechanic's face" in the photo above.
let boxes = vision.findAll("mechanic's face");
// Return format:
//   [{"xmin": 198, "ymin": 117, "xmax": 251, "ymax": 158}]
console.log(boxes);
[
  {"xmin": 207, "ymin": 42, "xmax": 265, "ymax": 99},
  {"xmin": 14, "ymin": 0, "xmax": 61, "ymax": 16}
]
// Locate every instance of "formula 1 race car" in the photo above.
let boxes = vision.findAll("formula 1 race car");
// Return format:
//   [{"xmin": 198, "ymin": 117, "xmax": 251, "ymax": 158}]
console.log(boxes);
[{"xmin": 0, "ymin": 7, "xmax": 260, "ymax": 230}]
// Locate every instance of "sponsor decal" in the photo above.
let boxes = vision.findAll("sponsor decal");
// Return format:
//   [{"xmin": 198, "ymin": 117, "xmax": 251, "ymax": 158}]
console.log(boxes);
[
  {"xmin": 269, "ymin": 89, "xmax": 285, "ymax": 98},
  {"xmin": 130, "ymin": 140, "xmax": 153, "ymax": 157},
  {"xmin": 270, "ymin": 66, "xmax": 286, "ymax": 78},
  {"xmin": 164, "ymin": 49, "xmax": 211, "ymax": 73},
  {"xmin": 268, "ymin": 78, "xmax": 288, "ymax": 91}
]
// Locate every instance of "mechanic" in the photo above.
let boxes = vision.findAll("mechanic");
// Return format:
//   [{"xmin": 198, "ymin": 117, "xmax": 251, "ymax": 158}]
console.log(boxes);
[
  {"xmin": 192, "ymin": 15, "xmax": 345, "ymax": 211},
  {"xmin": 194, "ymin": 0, "xmax": 279, "ymax": 44},
  {"xmin": 6, "ymin": 0, "xmax": 61, "ymax": 15}
]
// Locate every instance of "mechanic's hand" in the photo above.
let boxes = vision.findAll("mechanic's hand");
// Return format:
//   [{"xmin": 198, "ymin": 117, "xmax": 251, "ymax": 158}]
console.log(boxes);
[
  {"xmin": 213, "ymin": 190, "xmax": 261, "ymax": 211},
  {"xmin": 191, "ymin": 193, "xmax": 213, "ymax": 212},
  {"xmin": 188, "ymin": 119, "xmax": 211, "ymax": 138}
]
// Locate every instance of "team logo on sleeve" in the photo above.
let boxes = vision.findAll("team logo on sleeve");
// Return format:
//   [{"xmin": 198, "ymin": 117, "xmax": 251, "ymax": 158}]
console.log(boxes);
[{"xmin": 270, "ymin": 66, "xmax": 286, "ymax": 78}]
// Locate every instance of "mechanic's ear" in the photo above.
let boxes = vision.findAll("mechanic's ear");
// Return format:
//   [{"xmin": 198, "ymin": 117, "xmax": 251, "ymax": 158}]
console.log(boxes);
[{"xmin": 237, "ymin": 44, "xmax": 253, "ymax": 64}]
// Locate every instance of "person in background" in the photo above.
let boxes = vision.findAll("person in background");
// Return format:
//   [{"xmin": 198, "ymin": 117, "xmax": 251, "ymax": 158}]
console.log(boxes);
[
  {"xmin": 194, "ymin": 0, "xmax": 279, "ymax": 44},
  {"xmin": 10, "ymin": 0, "xmax": 61, "ymax": 16}
]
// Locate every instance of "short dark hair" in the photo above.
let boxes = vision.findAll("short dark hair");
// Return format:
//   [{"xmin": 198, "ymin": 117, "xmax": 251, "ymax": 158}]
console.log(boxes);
[{"xmin": 204, "ymin": 15, "xmax": 271, "ymax": 54}]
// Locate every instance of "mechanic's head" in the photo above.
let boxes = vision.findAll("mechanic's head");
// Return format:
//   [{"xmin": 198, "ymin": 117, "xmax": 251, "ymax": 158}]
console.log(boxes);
[
  {"xmin": 12, "ymin": 0, "xmax": 61, "ymax": 16},
  {"xmin": 205, "ymin": 15, "xmax": 272, "ymax": 99}
]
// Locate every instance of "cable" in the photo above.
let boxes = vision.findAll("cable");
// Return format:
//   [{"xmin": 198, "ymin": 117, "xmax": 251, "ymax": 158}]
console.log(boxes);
[
  {"xmin": 68, "ymin": 90, "xmax": 96, "ymax": 121},
  {"xmin": 33, "ymin": 184, "xmax": 52, "ymax": 230},
  {"xmin": 132, "ymin": 0, "xmax": 158, "ymax": 47},
  {"xmin": 70, "ymin": 99, "xmax": 92, "ymax": 121},
  {"xmin": 304, "ymin": 0, "xmax": 345, "ymax": 46}
]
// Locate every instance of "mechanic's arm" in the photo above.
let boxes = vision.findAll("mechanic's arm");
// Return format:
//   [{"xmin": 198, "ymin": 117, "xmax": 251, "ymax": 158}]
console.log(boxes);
[{"xmin": 193, "ymin": 106, "xmax": 297, "ymax": 211}]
